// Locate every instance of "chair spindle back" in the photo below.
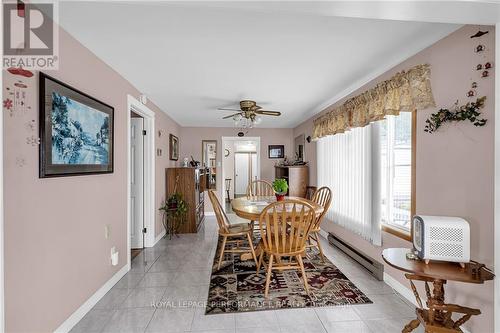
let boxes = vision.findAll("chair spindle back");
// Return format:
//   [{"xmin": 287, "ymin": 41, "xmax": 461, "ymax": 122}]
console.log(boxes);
[
  {"xmin": 258, "ymin": 199, "xmax": 316, "ymax": 255},
  {"xmin": 311, "ymin": 186, "xmax": 332, "ymax": 229},
  {"xmin": 247, "ymin": 180, "xmax": 274, "ymax": 197},
  {"xmin": 208, "ymin": 190, "xmax": 230, "ymax": 233}
]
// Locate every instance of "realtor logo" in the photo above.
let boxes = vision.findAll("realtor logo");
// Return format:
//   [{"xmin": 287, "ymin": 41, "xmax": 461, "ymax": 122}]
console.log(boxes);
[{"xmin": 3, "ymin": 1, "xmax": 58, "ymax": 70}]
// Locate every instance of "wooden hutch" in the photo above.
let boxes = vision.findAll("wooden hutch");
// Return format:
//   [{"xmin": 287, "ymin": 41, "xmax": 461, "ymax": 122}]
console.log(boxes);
[
  {"xmin": 166, "ymin": 167, "xmax": 206, "ymax": 233},
  {"xmin": 274, "ymin": 165, "xmax": 309, "ymax": 197}
]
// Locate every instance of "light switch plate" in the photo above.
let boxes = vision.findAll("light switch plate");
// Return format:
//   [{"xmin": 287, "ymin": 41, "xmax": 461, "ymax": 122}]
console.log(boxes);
[{"xmin": 104, "ymin": 224, "xmax": 110, "ymax": 239}]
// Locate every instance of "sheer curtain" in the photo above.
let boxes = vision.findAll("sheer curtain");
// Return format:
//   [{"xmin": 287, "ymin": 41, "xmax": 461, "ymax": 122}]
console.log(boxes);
[{"xmin": 317, "ymin": 123, "xmax": 382, "ymax": 245}]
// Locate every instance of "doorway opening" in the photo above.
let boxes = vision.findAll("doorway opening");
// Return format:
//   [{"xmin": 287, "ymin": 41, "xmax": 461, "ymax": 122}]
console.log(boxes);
[
  {"xmin": 127, "ymin": 95, "xmax": 155, "ymax": 268},
  {"xmin": 130, "ymin": 111, "xmax": 144, "ymax": 256},
  {"xmin": 221, "ymin": 137, "xmax": 260, "ymax": 213}
]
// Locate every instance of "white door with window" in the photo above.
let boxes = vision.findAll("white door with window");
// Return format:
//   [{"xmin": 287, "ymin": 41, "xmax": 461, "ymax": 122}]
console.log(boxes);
[{"xmin": 130, "ymin": 118, "xmax": 144, "ymax": 249}]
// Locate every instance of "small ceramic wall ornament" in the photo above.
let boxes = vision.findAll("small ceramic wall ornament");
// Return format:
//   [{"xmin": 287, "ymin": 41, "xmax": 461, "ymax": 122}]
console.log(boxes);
[
  {"xmin": 476, "ymin": 64, "xmax": 483, "ymax": 70},
  {"xmin": 3, "ymin": 98, "xmax": 14, "ymax": 117},
  {"xmin": 13, "ymin": 82, "xmax": 27, "ymax": 113},
  {"xmin": 472, "ymin": 82, "xmax": 478, "ymax": 89},
  {"xmin": 15, "ymin": 157, "xmax": 26, "ymax": 167},
  {"xmin": 476, "ymin": 44, "xmax": 485, "ymax": 53},
  {"xmin": 3, "ymin": 98, "xmax": 13, "ymax": 110},
  {"xmin": 7, "ymin": 67, "xmax": 33, "ymax": 78},
  {"xmin": 26, "ymin": 136, "xmax": 40, "ymax": 146},
  {"xmin": 25, "ymin": 119, "xmax": 36, "ymax": 132},
  {"xmin": 467, "ymin": 90, "xmax": 475, "ymax": 97},
  {"xmin": 470, "ymin": 30, "xmax": 489, "ymax": 38},
  {"xmin": 485, "ymin": 62, "xmax": 492, "ymax": 69},
  {"xmin": 482, "ymin": 70, "xmax": 489, "ymax": 78}
]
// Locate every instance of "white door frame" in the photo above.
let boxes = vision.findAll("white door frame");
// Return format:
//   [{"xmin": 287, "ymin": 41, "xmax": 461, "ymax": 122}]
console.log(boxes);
[
  {"xmin": 494, "ymin": 22, "xmax": 500, "ymax": 333},
  {"xmin": 221, "ymin": 137, "xmax": 261, "ymax": 205},
  {"xmin": 127, "ymin": 95, "xmax": 155, "ymax": 267}
]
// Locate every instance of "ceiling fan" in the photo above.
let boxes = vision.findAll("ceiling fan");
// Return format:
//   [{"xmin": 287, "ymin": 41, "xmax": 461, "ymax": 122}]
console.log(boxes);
[{"xmin": 218, "ymin": 100, "xmax": 281, "ymax": 127}]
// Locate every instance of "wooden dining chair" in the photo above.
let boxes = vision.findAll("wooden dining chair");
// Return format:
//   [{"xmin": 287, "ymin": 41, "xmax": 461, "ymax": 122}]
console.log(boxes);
[
  {"xmin": 307, "ymin": 186, "xmax": 332, "ymax": 262},
  {"xmin": 257, "ymin": 199, "xmax": 316, "ymax": 298},
  {"xmin": 246, "ymin": 180, "xmax": 274, "ymax": 197},
  {"xmin": 305, "ymin": 186, "xmax": 317, "ymax": 200},
  {"xmin": 208, "ymin": 190, "xmax": 258, "ymax": 270}
]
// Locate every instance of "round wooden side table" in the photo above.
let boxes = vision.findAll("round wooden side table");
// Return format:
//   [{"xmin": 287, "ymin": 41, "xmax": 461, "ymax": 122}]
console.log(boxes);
[{"xmin": 382, "ymin": 248, "xmax": 494, "ymax": 333}]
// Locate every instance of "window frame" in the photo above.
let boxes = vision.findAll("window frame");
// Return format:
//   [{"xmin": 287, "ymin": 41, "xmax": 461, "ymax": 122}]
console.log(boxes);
[{"xmin": 380, "ymin": 110, "xmax": 416, "ymax": 242}]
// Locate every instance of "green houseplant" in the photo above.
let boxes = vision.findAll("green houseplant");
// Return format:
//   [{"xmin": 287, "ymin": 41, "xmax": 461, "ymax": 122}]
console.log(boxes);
[
  {"xmin": 159, "ymin": 193, "xmax": 188, "ymax": 239},
  {"xmin": 272, "ymin": 178, "xmax": 289, "ymax": 201}
]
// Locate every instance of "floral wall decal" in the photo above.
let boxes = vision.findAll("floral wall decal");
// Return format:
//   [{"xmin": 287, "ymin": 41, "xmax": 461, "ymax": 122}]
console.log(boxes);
[{"xmin": 424, "ymin": 97, "xmax": 487, "ymax": 133}]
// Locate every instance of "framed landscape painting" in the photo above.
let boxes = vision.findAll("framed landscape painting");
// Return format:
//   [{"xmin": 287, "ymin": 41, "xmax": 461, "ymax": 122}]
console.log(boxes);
[{"xmin": 39, "ymin": 72, "xmax": 114, "ymax": 178}]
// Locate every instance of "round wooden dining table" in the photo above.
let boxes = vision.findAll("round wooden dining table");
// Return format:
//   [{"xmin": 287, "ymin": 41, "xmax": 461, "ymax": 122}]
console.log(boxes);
[
  {"xmin": 231, "ymin": 196, "xmax": 324, "ymax": 260},
  {"xmin": 232, "ymin": 195, "xmax": 323, "ymax": 221}
]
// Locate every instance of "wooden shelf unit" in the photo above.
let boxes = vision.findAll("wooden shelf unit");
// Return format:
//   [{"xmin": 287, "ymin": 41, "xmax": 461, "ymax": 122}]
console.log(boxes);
[
  {"xmin": 275, "ymin": 165, "xmax": 309, "ymax": 198},
  {"xmin": 166, "ymin": 167, "xmax": 205, "ymax": 233}
]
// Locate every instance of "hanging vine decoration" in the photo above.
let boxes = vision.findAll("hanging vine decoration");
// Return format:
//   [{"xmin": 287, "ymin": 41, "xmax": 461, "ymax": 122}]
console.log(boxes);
[{"xmin": 424, "ymin": 96, "xmax": 487, "ymax": 133}]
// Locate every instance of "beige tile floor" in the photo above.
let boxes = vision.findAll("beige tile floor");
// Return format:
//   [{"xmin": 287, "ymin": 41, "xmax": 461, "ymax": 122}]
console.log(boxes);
[{"xmin": 70, "ymin": 216, "xmax": 423, "ymax": 333}]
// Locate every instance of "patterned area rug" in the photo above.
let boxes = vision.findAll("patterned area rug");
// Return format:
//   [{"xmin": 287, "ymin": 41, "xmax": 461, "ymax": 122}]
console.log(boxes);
[{"xmin": 205, "ymin": 234, "xmax": 372, "ymax": 314}]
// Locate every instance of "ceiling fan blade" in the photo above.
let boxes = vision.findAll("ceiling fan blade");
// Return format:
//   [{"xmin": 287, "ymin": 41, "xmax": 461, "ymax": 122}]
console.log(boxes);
[
  {"xmin": 255, "ymin": 110, "xmax": 281, "ymax": 116},
  {"xmin": 222, "ymin": 112, "xmax": 243, "ymax": 119},
  {"xmin": 218, "ymin": 107, "xmax": 242, "ymax": 112}
]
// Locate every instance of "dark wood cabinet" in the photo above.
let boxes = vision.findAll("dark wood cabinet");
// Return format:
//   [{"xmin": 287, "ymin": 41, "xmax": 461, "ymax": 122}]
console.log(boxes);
[
  {"xmin": 166, "ymin": 167, "xmax": 205, "ymax": 233},
  {"xmin": 275, "ymin": 165, "xmax": 309, "ymax": 198}
]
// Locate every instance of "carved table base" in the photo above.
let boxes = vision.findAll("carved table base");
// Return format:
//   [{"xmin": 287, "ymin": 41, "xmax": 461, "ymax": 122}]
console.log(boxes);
[{"xmin": 402, "ymin": 274, "xmax": 480, "ymax": 333}]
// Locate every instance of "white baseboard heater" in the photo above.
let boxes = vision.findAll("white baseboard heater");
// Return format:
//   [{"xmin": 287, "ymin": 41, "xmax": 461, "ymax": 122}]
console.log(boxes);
[{"xmin": 327, "ymin": 232, "xmax": 384, "ymax": 281}]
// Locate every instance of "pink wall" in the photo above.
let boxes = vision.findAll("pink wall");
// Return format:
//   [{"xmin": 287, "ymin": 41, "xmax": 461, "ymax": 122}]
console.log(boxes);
[
  {"xmin": 2, "ymin": 27, "xmax": 179, "ymax": 332},
  {"xmin": 293, "ymin": 25, "xmax": 495, "ymax": 332},
  {"xmin": 179, "ymin": 127, "xmax": 294, "ymax": 211}
]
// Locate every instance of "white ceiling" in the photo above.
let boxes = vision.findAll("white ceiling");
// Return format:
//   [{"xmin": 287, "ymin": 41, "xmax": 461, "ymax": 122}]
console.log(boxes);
[{"xmin": 58, "ymin": 2, "xmax": 462, "ymax": 128}]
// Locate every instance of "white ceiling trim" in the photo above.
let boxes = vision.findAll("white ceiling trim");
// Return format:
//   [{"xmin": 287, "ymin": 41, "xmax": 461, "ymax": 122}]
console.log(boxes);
[{"xmin": 106, "ymin": 1, "xmax": 500, "ymax": 25}]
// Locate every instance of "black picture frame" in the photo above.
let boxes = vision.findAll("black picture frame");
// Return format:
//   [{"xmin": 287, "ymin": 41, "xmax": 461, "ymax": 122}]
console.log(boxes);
[
  {"xmin": 268, "ymin": 145, "xmax": 284, "ymax": 159},
  {"xmin": 39, "ymin": 72, "xmax": 114, "ymax": 178}
]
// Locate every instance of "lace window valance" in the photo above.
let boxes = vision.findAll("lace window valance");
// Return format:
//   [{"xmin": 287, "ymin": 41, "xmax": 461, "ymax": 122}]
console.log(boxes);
[{"xmin": 312, "ymin": 64, "xmax": 435, "ymax": 140}]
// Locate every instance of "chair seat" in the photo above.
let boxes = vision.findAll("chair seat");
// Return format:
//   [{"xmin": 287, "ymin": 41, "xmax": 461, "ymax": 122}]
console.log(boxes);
[
  {"xmin": 227, "ymin": 223, "xmax": 252, "ymax": 234},
  {"xmin": 227, "ymin": 214, "xmax": 252, "ymax": 225}
]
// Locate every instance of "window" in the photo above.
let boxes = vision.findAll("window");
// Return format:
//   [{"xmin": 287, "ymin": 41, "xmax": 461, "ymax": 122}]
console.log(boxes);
[
  {"xmin": 380, "ymin": 112, "xmax": 414, "ymax": 238},
  {"xmin": 317, "ymin": 112, "xmax": 414, "ymax": 243}
]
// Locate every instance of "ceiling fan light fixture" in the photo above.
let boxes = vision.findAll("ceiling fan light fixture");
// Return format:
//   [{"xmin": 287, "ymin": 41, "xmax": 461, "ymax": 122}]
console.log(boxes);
[{"xmin": 219, "ymin": 100, "xmax": 279, "ymax": 129}]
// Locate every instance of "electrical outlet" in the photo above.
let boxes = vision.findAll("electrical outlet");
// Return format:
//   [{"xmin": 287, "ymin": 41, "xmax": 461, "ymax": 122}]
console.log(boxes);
[
  {"xmin": 110, "ymin": 247, "xmax": 119, "ymax": 266},
  {"xmin": 104, "ymin": 224, "xmax": 110, "ymax": 239}
]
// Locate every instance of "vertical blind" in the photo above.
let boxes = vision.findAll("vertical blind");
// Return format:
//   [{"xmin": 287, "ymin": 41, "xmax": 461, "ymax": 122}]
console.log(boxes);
[
  {"xmin": 317, "ymin": 113, "xmax": 412, "ymax": 245},
  {"xmin": 317, "ymin": 123, "xmax": 382, "ymax": 245}
]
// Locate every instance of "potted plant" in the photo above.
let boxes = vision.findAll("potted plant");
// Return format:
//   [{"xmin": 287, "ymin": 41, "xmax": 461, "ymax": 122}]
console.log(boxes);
[
  {"xmin": 272, "ymin": 178, "xmax": 288, "ymax": 201},
  {"xmin": 159, "ymin": 193, "xmax": 188, "ymax": 239}
]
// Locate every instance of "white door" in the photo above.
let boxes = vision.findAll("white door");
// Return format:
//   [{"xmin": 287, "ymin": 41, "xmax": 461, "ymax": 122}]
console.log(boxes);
[
  {"xmin": 235, "ymin": 153, "xmax": 250, "ymax": 195},
  {"xmin": 250, "ymin": 153, "xmax": 257, "ymax": 182},
  {"xmin": 130, "ymin": 118, "xmax": 144, "ymax": 249}
]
